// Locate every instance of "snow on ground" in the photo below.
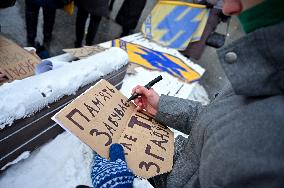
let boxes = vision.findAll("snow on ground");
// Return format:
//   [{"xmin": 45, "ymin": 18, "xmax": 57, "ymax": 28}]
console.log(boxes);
[{"xmin": 0, "ymin": 132, "xmax": 93, "ymax": 187}]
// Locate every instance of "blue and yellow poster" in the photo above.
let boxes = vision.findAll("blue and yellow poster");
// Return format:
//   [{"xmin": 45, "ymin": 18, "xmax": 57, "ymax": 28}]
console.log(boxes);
[
  {"xmin": 112, "ymin": 39, "xmax": 201, "ymax": 82},
  {"xmin": 141, "ymin": 1, "xmax": 209, "ymax": 50}
]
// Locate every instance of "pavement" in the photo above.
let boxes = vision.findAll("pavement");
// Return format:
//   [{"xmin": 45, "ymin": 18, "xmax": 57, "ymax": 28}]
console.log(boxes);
[{"xmin": 0, "ymin": 0, "xmax": 245, "ymax": 99}]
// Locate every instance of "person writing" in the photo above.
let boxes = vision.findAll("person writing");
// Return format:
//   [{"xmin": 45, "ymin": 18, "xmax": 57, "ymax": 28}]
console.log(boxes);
[
  {"xmin": 131, "ymin": 0, "xmax": 284, "ymax": 187},
  {"xmin": 90, "ymin": 0, "xmax": 284, "ymax": 187}
]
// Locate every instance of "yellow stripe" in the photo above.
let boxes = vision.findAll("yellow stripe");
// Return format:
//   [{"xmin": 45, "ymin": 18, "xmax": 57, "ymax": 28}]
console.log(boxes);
[{"xmin": 158, "ymin": 0, "xmax": 206, "ymax": 8}]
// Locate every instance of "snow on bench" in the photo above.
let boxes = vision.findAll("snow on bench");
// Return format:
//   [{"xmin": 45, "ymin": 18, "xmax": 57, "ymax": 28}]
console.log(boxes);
[{"xmin": 0, "ymin": 47, "xmax": 128, "ymax": 129}]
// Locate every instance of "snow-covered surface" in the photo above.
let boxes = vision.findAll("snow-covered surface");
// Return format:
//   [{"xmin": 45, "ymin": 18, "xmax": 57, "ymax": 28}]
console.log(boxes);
[
  {"xmin": 0, "ymin": 47, "xmax": 128, "ymax": 129},
  {"xmin": 0, "ymin": 132, "xmax": 94, "ymax": 188},
  {"xmin": 0, "ymin": 34, "xmax": 209, "ymax": 188}
]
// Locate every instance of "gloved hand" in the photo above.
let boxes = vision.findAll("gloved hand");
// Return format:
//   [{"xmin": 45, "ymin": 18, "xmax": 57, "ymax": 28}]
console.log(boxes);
[{"xmin": 91, "ymin": 144, "xmax": 135, "ymax": 188}]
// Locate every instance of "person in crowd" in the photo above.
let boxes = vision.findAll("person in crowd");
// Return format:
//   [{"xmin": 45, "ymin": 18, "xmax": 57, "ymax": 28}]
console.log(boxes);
[
  {"xmin": 74, "ymin": 0, "xmax": 109, "ymax": 48},
  {"xmin": 115, "ymin": 0, "xmax": 147, "ymax": 37},
  {"xmin": 181, "ymin": 0, "xmax": 229, "ymax": 60},
  {"xmin": 25, "ymin": 0, "xmax": 61, "ymax": 49},
  {"xmin": 132, "ymin": 0, "xmax": 284, "ymax": 187},
  {"xmin": 88, "ymin": 0, "xmax": 284, "ymax": 187}
]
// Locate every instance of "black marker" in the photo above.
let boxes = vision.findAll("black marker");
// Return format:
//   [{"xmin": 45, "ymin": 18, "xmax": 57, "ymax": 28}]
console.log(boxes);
[{"xmin": 127, "ymin": 75, "xmax": 163, "ymax": 102}]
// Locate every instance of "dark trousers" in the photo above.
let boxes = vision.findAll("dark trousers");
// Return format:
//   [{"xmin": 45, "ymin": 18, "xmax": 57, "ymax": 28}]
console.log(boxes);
[
  {"xmin": 180, "ymin": 8, "xmax": 221, "ymax": 60},
  {"xmin": 109, "ymin": 0, "xmax": 115, "ymax": 11},
  {"xmin": 75, "ymin": 8, "xmax": 102, "ymax": 47},
  {"xmin": 25, "ymin": 0, "xmax": 56, "ymax": 46},
  {"xmin": 115, "ymin": 0, "xmax": 146, "ymax": 37}
]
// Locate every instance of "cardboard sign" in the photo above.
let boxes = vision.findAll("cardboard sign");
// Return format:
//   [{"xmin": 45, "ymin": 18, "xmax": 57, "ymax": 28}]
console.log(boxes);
[
  {"xmin": 0, "ymin": 35, "xmax": 40, "ymax": 83},
  {"xmin": 52, "ymin": 79, "xmax": 174, "ymax": 178},
  {"xmin": 63, "ymin": 46, "xmax": 106, "ymax": 59}
]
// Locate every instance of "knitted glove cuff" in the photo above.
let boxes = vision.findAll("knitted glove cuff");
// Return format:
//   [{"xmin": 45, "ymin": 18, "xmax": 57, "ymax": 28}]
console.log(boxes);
[{"xmin": 91, "ymin": 144, "xmax": 135, "ymax": 188}]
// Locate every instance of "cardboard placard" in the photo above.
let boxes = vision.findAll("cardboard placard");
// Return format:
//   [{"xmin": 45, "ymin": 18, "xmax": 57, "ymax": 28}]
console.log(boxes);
[
  {"xmin": 52, "ymin": 79, "xmax": 174, "ymax": 178},
  {"xmin": 0, "ymin": 35, "xmax": 40, "ymax": 84},
  {"xmin": 63, "ymin": 46, "xmax": 106, "ymax": 59}
]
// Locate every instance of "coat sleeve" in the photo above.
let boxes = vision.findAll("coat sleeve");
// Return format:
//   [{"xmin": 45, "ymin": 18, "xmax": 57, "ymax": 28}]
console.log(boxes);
[
  {"xmin": 154, "ymin": 95, "xmax": 204, "ymax": 135},
  {"xmin": 198, "ymin": 113, "xmax": 284, "ymax": 188}
]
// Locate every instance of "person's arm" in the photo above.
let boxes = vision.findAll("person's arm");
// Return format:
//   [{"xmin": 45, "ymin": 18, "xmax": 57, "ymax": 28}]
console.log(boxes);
[
  {"xmin": 132, "ymin": 85, "xmax": 204, "ymax": 135},
  {"xmin": 155, "ymin": 95, "xmax": 204, "ymax": 135}
]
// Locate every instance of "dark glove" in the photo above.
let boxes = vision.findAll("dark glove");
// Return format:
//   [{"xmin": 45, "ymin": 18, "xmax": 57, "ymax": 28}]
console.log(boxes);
[{"xmin": 91, "ymin": 144, "xmax": 135, "ymax": 188}]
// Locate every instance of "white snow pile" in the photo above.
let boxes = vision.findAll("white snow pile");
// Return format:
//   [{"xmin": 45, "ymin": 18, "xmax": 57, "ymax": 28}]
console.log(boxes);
[{"xmin": 0, "ymin": 47, "xmax": 128, "ymax": 129}]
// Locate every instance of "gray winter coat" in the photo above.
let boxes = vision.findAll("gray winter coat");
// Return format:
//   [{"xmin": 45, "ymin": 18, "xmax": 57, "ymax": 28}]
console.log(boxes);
[{"xmin": 154, "ymin": 22, "xmax": 284, "ymax": 187}]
